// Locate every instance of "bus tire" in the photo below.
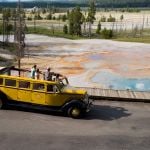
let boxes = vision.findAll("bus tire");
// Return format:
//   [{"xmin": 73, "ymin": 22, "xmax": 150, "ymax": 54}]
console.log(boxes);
[{"xmin": 68, "ymin": 106, "xmax": 82, "ymax": 119}]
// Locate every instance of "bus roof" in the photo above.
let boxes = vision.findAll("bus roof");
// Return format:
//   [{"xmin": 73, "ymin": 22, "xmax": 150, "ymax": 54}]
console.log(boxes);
[{"xmin": 0, "ymin": 74, "xmax": 59, "ymax": 84}]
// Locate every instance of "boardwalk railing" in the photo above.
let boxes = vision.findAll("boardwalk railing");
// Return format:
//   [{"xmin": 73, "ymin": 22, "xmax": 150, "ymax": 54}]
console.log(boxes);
[{"xmin": 80, "ymin": 87, "xmax": 150, "ymax": 102}]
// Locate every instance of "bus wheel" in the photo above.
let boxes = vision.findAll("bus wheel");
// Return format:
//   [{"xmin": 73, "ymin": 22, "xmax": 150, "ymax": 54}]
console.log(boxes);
[
  {"xmin": 0, "ymin": 98, "xmax": 4, "ymax": 109},
  {"xmin": 68, "ymin": 107, "xmax": 82, "ymax": 119}
]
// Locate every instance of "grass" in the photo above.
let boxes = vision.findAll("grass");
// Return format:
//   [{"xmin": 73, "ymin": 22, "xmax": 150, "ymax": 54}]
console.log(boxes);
[
  {"xmin": 27, "ymin": 27, "xmax": 85, "ymax": 40},
  {"xmin": 114, "ymin": 29, "xmax": 150, "ymax": 43},
  {"xmin": 115, "ymin": 36, "xmax": 150, "ymax": 43},
  {"xmin": 27, "ymin": 26, "xmax": 108, "ymax": 40},
  {"xmin": 1, "ymin": 25, "xmax": 150, "ymax": 44},
  {"xmin": 0, "ymin": 42, "xmax": 17, "ymax": 52},
  {"xmin": 27, "ymin": 26, "xmax": 150, "ymax": 43},
  {"xmin": 0, "ymin": 56, "xmax": 13, "ymax": 67}
]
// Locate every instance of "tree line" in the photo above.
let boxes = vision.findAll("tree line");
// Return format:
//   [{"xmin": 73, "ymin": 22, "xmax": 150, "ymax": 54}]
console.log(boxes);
[
  {"xmin": 0, "ymin": 0, "xmax": 148, "ymax": 43},
  {"xmin": 75, "ymin": 0, "xmax": 150, "ymax": 7},
  {"xmin": 0, "ymin": 1, "xmax": 114, "ymax": 40},
  {"xmin": 0, "ymin": 0, "xmax": 149, "ymax": 8}
]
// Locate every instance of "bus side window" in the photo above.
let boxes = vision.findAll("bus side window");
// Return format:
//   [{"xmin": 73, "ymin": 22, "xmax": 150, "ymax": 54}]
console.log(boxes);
[
  {"xmin": 0, "ymin": 78, "xmax": 3, "ymax": 85},
  {"xmin": 47, "ymin": 85, "xmax": 59, "ymax": 93},
  {"xmin": 19, "ymin": 81, "xmax": 30, "ymax": 89},
  {"xmin": 33, "ymin": 83, "xmax": 45, "ymax": 91},
  {"xmin": 5, "ymin": 79, "xmax": 16, "ymax": 87},
  {"xmin": 47, "ymin": 85, "xmax": 53, "ymax": 92}
]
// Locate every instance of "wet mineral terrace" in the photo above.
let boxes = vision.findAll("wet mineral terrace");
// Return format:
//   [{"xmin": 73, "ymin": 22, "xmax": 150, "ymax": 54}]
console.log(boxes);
[{"xmin": 2, "ymin": 34, "xmax": 150, "ymax": 91}]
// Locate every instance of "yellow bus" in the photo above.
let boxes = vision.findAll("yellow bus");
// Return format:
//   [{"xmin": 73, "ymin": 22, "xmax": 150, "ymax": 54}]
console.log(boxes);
[{"xmin": 0, "ymin": 66, "xmax": 92, "ymax": 118}]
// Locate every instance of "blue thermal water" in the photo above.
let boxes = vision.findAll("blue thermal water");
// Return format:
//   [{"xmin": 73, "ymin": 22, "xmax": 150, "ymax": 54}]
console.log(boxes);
[{"xmin": 92, "ymin": 70, "xmax": 150, "ymax": 91}]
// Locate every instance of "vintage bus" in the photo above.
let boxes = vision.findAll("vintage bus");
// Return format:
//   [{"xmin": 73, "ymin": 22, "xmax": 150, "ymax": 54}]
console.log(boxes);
[{"xmin": 0, "ymin": 66, "xmax": 92, "ymax": 118}]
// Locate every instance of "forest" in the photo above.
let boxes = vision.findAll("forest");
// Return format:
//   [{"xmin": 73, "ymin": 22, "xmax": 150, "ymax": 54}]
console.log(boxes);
[{"xmin": 0, "ymin": 0, "xmax": 150, "ymax": 8}]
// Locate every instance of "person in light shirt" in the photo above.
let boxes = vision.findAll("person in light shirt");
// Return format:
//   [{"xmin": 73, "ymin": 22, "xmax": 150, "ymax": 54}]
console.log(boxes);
[
  {"xmin": 30, "ymin": 65, "xmax": 37, "ymax": 79},
  {"xmin": 35, "ymin": 68, "xmax": 40, "ymax": 80}
]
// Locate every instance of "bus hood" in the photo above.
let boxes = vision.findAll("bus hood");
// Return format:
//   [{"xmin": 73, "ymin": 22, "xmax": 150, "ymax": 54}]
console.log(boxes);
[{"xmin": 61, "ymin": 85, "xmax": 87, "ymax": 95}]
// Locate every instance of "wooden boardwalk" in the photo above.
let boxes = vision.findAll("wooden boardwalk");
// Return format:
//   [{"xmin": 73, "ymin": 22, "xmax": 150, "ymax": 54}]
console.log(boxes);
[{"xmin": 82, "ymin": 87, "xmax": 150, "ymax": 102}]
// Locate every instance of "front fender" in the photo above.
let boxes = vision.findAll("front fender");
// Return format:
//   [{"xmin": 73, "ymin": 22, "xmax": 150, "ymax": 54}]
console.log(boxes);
[
  {"xmin": 0, "ymin": 91, "xmax": 8, "ymax": 105},
  {"xmin": 61, "ymin": 99, "xmax": 86, "ymax": 112}
]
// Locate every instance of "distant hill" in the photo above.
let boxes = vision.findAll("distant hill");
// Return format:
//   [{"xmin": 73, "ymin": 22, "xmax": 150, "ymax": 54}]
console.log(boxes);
[{"xmin": 0, "ymin": 0, "xmax": 149, "ymax": 8}]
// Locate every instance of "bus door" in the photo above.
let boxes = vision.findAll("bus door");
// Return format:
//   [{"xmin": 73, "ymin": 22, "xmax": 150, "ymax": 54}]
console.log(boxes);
[
  {"xmin": 18, "ymin": 80, "xmax": 32, "ymax": 103},
  {"xmin": 31, "ymin": 82, "xmax": 46, "ymax": 105},
  {"xmin": 45, "ymin": 84, "xmax": 67, "ymax": 107}
]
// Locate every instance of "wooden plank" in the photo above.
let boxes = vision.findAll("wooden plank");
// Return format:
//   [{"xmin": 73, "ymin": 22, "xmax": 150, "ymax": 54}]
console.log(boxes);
[
  {"xmin": 98, "ymin": 89, "xmax": 102, "ymax": 96},
  {"xmin": 113, "ymin": 90, "xmax": 119, "ymax": 97},
  {"xmin": 99, "ymin": 89, "xmax": 102, "ymax": 96},
  {"xmin": 115, "ymin": 90, "xmax": 120, "ymax": 98},
  {"xmin": 104, "ymin": 89, "xmax": 108, "ymax": 97},
  {"xmin": 108, "ymin": 89, "xmax": 113, "ymax": 97},
  {"xmin": 133, "ymin": 91, "xmax": 144, "ymax": 99},
  {"xmin": 123, "ymin": 91, "xmax": 129, "ymax": 98},
  {"xmin": 117, "ymin": 90, "xmax": 128, "ymax": 98},
  {"xmin": 128, "ymin": 91, "xmax": 136, "ymax": 99},
  {"xmin": 95, "ymin": 88, "xmax": 98, "ymax": 96},
  {"xmin": 143, "ymin": 92, "xmax": 150, "ymax": 100},
  {"xmin": 100, "ymin": 89, "xmax": 105, "ymax": 97},
  {"xmin": 82, "ymin": 87, "xmax": 150, "ymax": 101},
  {"xmin": 88, "ymin": 88, "xmax": 93, "ymax": 95}
]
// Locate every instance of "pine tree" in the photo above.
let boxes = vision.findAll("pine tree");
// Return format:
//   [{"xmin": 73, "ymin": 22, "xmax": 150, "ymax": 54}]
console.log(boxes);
[
  {"xmin": 87, "ymin": 0, "xmax": 96, "ymax": 38},
  {"xmin": 47, "ymin": 13, "xmax": 52, "ymax": 20},
  {"xmin": 63, "ymin": 25, "xmax": 68, "ymax": 34},
  {"xmin": 96, "ymin": 21, "xmax": 101, "ymax": 34},
  {"xmin": 120, "ymin": 14, "xmax": 124, "ymax": 21},
  {"xmin": 68, "ymin": 7, "xmax": 83, "ymax": 36},
  {"xmin": 68, "ymin": 9, "xmax": 74, "ymax": 35}
]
